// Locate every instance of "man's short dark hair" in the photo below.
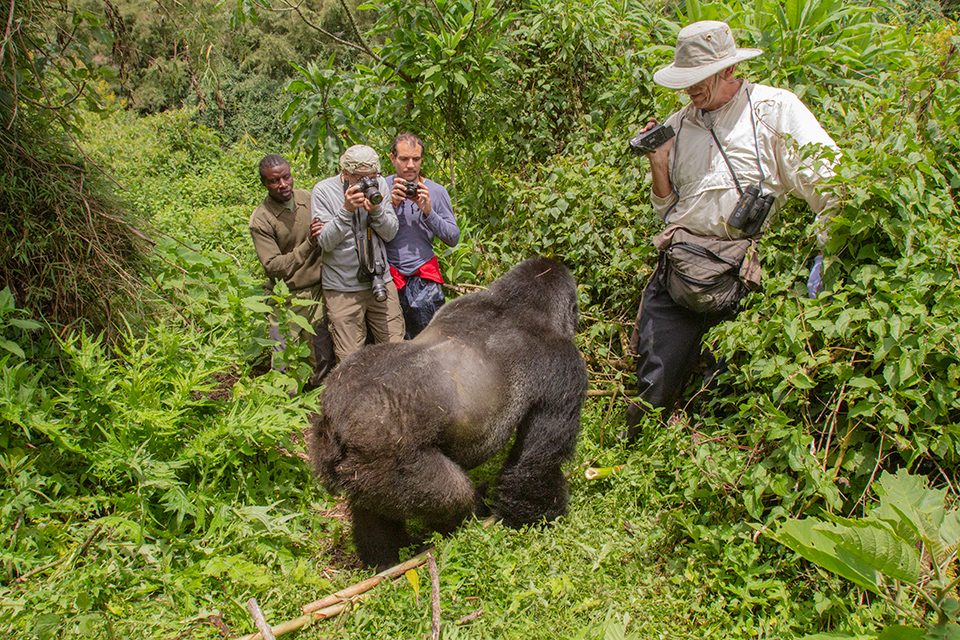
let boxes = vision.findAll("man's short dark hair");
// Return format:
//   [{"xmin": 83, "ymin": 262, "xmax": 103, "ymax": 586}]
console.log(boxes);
[
  {"xmin": 259, "ymin": 154, "xmax": 289, "ymax": 181},
  {"xmin": 391, "ymin": 133, "xmax": 425, "ymax": 157}
]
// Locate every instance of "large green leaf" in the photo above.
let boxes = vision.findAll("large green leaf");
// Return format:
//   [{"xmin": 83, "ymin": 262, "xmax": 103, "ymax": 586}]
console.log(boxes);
[
  {"xmin": 818, "ymin": 522, "xmax": 922, "ymax": 585},
  {"xmin": 876, "ymin": 626, "xmax": 925, "ymax": 640},
  {"xmin": 873, "ymin": 469, "xmax": 960, "ymax": 563},
  {"xmin": 770, "ymin": 518, "xmax": 881, "ymax": 594},
  {"xmin": 875, "ymin": 469, "xmax": 946, "ymax": 531},
  {"xmin": 925, "ymin": 622, "xmax": 960, "ymax": 640}
]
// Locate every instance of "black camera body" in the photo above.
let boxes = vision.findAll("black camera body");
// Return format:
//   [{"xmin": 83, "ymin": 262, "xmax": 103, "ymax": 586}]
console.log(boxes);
[
  {"xmin": 727, "ymin": 185, "xmax": 774, "ymax": 236},
  {"xmin": 403, "ymin": 180, "xmax": 419, "ymax": 199},
  {"xmin": 356, "ymin": 176, "xmax": 383, "ymax": 205},
  {"xmin": 629, "ymin": 124, "xmax": 676, "ymax": 154}
]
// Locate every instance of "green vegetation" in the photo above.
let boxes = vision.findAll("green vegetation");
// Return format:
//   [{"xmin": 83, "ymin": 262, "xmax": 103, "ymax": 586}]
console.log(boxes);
[
  {"xmin": 772, "ymin": 469, "xmax": 960, "ymax": 639},
  {"xmin": 3, "ymin": 0, "xmax": 960, "ymax": 637}
]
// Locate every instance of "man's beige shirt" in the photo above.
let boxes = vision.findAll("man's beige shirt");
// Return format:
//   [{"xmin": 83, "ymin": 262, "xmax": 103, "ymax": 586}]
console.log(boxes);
[{"xmin": 653, "ymin": 81, "xmax": 838, "ymax": 242}]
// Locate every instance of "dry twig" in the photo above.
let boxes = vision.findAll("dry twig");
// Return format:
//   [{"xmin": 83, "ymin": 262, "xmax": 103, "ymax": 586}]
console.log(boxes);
[
  {"xmin": 428, "ymin": 552, "xmax": 441, "ymax": 640},
  {"xmin": 246, "ymin": 599, "xmax": 276, "ymax": 640},
  {"xmin": 302, "ymin": 551, "xmax": 432, "ymax": 613},
  {"xmin": 234, "ymin": 551, "xmax": 433, "ymax": 640},
  {"xmin": 456, "ymin": 609, "xmax": 483, "ymax": 625}
]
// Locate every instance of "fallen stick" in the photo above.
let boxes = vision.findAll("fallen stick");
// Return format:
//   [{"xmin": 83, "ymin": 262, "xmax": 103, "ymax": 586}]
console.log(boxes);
[
  {"xmin": 235, "ymin": 602, "xmax": 349, "ymax": 640},
  {"xmin": 587, "ymin": 389, "xmax": 627, "ymax": 397},
  {"xmin": 428, "ymin": 552, "xmax": 440, "ymax": 640},
  {"xmin": 235, "ymin": 549, "xmax": 434, "ymax": 640},
  {"xmin": 456, "ymin": 609, "xmax": 483, "ymax": 625},
  {"xmin": 246, "ymin": 598, "xmax": 276, "ymax": 640},
  {"xmin": 302, "ymin": 550, "xmax": 432, "ymax": 613}
]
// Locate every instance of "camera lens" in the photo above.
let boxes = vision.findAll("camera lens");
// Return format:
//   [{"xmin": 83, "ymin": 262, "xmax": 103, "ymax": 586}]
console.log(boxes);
[
  {"xmin": 371, "ymin": 276, "xmax": 387, "ymax": 302},
  {"xmin": 365, "ymin": 187, "xmax": 383, "ymax": 205},
  {"xmin": 404, "ymin": 181, "xmax": 418, "ymax": 199},
  {"xmin": 357, "ymin": 177, "xmax": 382, "ymax": 205}
]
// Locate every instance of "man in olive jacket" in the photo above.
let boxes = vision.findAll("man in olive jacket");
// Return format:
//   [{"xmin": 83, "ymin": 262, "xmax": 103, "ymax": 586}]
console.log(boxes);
[{"xmin": 249, "ymin": 154, "xmax": 335, "ymax": 384}]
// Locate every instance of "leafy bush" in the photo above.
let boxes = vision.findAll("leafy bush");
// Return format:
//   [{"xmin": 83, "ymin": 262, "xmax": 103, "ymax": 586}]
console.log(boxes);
[
  {"xmin": 771, "ymin": 469, "xmax": 960, "ymax": 639},
  {"xmin": 0, "ymin": 246, "xmax": 330, "ymax": 637}
]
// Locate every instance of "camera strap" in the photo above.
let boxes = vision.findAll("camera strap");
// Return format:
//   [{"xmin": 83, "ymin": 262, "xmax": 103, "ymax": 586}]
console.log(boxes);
[
  {"xmin": 663, "ymin": 85, "xmax": 767, "ymax": 222},
  {"xmin": 700, "ymin": 87, "xmax": 766, "ymax": 197},
  {"xmin": 705, "ymin": 114, "xmax": 744, "ymax": 196}
]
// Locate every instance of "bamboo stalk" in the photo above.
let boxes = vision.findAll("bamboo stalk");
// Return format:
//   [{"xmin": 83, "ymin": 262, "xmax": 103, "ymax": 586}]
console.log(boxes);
[
  {"xmin": 302, "ymin": 550, "xmax": 432, "ymax": 613},
  {"xmin": 301, "ymin": 575, "xmax": 382, "ymax": 614},
  {"xmin": 236, "ymin": 602, "xmax": 349, "ymax": 640},
  {"xmin": 236, "ymin": 549, "xmax": 434, "ymax": 640}
]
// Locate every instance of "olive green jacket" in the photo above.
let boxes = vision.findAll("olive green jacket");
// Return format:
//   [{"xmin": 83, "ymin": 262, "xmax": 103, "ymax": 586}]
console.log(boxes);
[{"xmin": 248, "ymin": 188, "xmax": 323, "ymax": 291}]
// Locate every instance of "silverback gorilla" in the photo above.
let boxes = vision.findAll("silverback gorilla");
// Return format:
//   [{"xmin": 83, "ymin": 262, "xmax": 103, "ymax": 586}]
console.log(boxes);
[{"xmin": 309, "ymin": 256, "xmax": 587, "ymax": 568}]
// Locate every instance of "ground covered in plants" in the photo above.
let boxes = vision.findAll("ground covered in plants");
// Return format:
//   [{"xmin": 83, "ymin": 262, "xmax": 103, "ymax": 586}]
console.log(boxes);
[{"xmin": 3, "ymin": 0, "xmax": 960, "ymax": 637}]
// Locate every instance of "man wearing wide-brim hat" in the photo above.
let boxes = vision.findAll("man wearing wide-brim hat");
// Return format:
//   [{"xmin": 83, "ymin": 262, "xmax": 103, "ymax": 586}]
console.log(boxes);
[{"xmin": 622, "ymin": 20, "xmax": 839, "ymax": 441}]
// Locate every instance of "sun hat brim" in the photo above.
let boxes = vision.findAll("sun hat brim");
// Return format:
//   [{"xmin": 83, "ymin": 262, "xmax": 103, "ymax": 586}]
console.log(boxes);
[{"xmin": 653, "ymin": 48, "xmax": 763, "ymax": 90}]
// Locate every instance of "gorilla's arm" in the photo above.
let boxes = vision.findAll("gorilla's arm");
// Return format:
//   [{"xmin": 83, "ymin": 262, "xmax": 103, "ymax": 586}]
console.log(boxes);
[{"xmin": 492, "ymin": 339, "xmax": 586, "ymax": 527}]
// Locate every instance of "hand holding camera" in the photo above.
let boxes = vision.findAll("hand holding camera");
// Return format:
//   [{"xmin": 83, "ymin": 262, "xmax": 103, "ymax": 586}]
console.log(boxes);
[
  {"xmin": 629, "ymin": 122, "xmax": 676, "ymax": 155},
  {"xmin": 345, "ymin": 176, "xmax": 383, "ymax": 212},
  {"xmin": 391, "ymin": 178, "xmax": 432, "ymax": 215},
  {"xmin": 391, "ymin": 179, "xmax": 418, "ymax": 204}
]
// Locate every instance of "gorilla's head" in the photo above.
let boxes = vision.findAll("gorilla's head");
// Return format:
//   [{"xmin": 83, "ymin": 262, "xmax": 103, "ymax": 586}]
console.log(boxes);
[{"xmin": 487, "ymin": 256, "xmax": 579, "ymax": 339}]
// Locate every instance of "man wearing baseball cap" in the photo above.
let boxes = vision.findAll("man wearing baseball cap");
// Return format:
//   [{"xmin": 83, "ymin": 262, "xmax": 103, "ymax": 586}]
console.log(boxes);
[
  {"xmin": 622, "ymin": 21, "xmax": 839, "ymax": 440},
  {"xmin": 312, "ymin": 144, "xmax": 406, "ymax": 362}
]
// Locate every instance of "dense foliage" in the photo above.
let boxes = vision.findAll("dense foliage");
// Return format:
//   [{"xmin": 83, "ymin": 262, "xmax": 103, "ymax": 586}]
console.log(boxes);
[
  {"xmin": 1, "ymin": 0, "xmax": 148, "ymax": 330},
  {"xmin": 4, "ymin": 0, "xmax": 960, "ymax": 637}
]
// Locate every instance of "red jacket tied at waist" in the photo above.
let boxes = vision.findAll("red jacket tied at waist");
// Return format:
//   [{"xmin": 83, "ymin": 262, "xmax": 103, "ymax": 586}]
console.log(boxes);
[{"xmin": 389, "ymin": 255, "xmax": 444, "ymax": 290}]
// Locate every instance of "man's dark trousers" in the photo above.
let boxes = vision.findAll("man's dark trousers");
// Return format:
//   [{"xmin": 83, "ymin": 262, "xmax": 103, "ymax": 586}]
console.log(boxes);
[{"xmin": 623, "ymin": 262, "xmax": 736, "ymax": 440}]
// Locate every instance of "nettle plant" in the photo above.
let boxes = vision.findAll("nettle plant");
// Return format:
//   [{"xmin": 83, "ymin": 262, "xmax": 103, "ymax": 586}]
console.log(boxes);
[{"xmin": 770, "ymin": 469, "xmax": 960, "ymax": 640}]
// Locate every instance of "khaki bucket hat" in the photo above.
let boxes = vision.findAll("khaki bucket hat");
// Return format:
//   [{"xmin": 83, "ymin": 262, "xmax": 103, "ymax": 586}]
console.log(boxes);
[{"xmin": 653, "ymin": 21, "xmax": 763, "ymax": 90}]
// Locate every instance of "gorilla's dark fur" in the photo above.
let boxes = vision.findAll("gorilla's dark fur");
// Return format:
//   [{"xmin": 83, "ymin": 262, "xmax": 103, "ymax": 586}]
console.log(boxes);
[{"xmin": 309, "ymin": 256, "xmax": 588, "ymax": 568}]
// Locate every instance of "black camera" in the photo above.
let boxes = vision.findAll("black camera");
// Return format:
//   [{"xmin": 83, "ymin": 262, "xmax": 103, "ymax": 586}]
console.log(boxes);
[
  {"xmin": 727, "ymin": 185, "xmax": 774, "ymax": 236},
  {"xmin": 403, "ymin": 180, "xmax": 419, "ymax": 199},
  {"xmin": 355, "ymin": 176, "xmax": 383, "ymax": 205},
  {"xmin": 629, "ymin": 124, "xmax": 676, "ymax": 154}
]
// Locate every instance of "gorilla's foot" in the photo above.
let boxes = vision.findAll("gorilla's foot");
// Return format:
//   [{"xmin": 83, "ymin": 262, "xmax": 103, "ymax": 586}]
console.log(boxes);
[{"xmin": 351, "ymin": 505, "xmax": 409, "ymax": 570}]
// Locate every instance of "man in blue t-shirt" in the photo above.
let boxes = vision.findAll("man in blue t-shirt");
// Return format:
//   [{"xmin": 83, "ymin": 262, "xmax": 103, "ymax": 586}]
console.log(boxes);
[{"xmin": 385, "ymin": 133, "xmax": 461, "ymax": 338}]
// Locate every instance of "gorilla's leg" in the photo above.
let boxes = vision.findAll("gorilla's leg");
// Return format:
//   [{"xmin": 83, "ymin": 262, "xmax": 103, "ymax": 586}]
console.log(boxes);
[
  {"xmin": 494, "ymin": 404, "xmax": 580, "ymax": 528},
  {"xmin": 350, "ymin": 503, "xmax": 411, "ymax": 570},
  {"xmin": 399, "ymin": 449, "xmax": 478, "ymax": 534},
  {"xmin": 349, "ymin": 449, "xmax": 478, "ymax": 568}
]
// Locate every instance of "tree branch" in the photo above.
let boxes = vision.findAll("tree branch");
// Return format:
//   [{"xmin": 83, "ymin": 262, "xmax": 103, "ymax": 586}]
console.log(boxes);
[
  {"xmin": 337, "ymin": 0, "xmax": 380, "ymax": 61},
  {"xmin": 0, "ymin": 0, "xmax": 15, "ymax": 67},
  {"xmin": 277, "ymin": 0, "xmax": 418, "ymax": 83}
]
